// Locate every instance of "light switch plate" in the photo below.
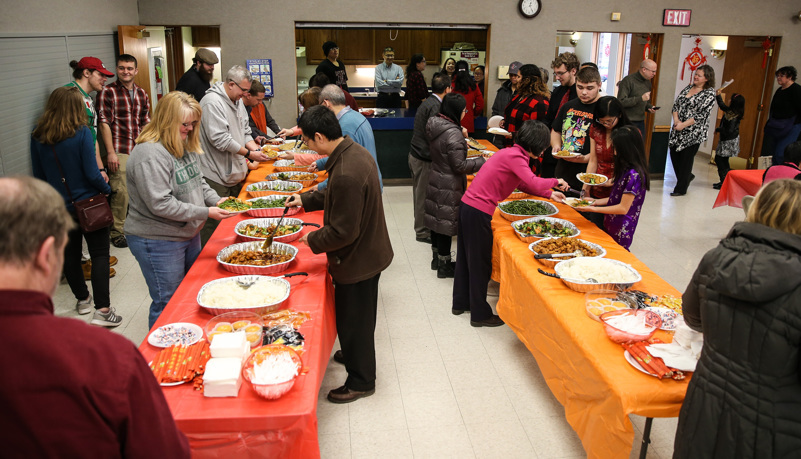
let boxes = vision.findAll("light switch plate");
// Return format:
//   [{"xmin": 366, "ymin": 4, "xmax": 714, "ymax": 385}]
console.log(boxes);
[{"xmin": 611, "ymin": 12, "xmax": 621, "ymax": 21}]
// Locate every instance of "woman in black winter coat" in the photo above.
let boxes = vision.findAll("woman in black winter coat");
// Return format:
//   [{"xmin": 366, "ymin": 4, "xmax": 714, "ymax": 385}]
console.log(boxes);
[
  {"xmin": 424, "ymin": 93, "xmax": 485, "ymax": 278},
  {"xmin": 673, "ymin": 179, "xmax": 801, "ymax": 458}
]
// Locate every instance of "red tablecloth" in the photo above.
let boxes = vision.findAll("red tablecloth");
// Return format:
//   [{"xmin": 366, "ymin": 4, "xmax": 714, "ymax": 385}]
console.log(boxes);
[
  {"xmin": 713, "ymin": 169, "xmax": 762, "ymax": 208},
  {"xmin": 138, "ymin": 162, "xmax": 335, "ymax": 458}
]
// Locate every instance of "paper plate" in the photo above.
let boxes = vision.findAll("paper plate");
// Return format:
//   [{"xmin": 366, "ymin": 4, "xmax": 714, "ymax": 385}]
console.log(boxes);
[
  {"xmin": 147, "ymin": 322, "xmax": 203, "ymax": 348},
  {"xmin": 487, "ymin": 127, "xmax": 511, "ymax": 136}
]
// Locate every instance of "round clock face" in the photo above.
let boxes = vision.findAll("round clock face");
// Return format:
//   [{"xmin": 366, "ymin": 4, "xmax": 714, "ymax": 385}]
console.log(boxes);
[{"xmin": 519, "ymin": 0, "xmax": 541, "ymax": 18}]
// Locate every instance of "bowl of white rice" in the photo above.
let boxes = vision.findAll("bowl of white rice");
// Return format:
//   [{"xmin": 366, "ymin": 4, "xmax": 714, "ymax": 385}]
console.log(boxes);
[
  {"xmin": 197, "ymin": 275, "xmax": 291, "ymax": 315},
  {"xmin": 553, "ymin": 257, "xmax": 642, "ymax": 293}
]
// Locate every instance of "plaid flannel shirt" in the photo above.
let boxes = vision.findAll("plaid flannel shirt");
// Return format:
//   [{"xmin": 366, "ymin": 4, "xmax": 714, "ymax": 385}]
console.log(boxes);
[{"xmin": 97, "ymin": 80, "xmax": 151, "ymax": 155}]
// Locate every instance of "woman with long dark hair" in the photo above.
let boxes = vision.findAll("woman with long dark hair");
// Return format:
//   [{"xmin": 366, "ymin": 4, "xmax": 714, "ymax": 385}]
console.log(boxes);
[
  {"xmin": 451, "ymin": 60, "xmax": 484, "ymax": 135},
  {"xmin": 576, "ymin": 125, "xmax": 650, "ymax": 249},
  {"xmin": 668, "ymin": 64, "xmax": 716, "ymax": 196},
  {"xmin": 473, "ymin": 65, "xmax": 486, "ymax": 98},
  {"xmin": 30, "ymin": 86, "xmax": 119, "ymax": 326},
  {"xmin": 405, "ymin": 54, "xmax": 428, "ymax": 109},
  {"xmin": 501, "ymin": 64, "xmax": 550, "ymax": 147},
  {"xmin": 424, "ymin": 93, "xmax": 485, "ymax": 278},
  {"xmin": 586, "ymin": 96, "xmax": 632, "ymax": 199},
  {"xmin": 712, "ymin": 91, "xmax": 745, "ymax": 189},
  {"xmin": 441, "ymin": 58, "xmax": 456, "ymax": 79}
]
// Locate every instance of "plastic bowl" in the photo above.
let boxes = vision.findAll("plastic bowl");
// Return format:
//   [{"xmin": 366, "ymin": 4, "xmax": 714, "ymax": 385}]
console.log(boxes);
[
  {"xmin": 584, "ymin": 289, "xmax": 634, "ymax": 322},
  {"xmin": 242, "ymin": 344, "xmax": 303, "ymax": 400},
  {"xmin": 599, "ymin": 309, "xmax": 662, "ymax": 343},
  {"xmin": 204, "ymin": 311, "xmax": 263, "ymax": 348}
]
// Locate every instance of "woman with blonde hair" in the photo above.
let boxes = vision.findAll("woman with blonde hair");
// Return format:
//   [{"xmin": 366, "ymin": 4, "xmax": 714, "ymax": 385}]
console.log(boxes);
[
  {"xmin": 674, "ymin": 178, "xmax": 801, "ymax": 457},
  {"xmin": 126, "ymin": 91, "xmax": 233, "ymax": 328},
  {"xmin": 31, "ymin": 86, "xmax": 120, "ymax": 326}
]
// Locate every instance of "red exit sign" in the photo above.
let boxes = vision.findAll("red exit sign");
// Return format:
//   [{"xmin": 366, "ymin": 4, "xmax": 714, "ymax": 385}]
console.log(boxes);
[{"xmin": 663, "ymin": 9, "xmax": 692, "ymax": 26}]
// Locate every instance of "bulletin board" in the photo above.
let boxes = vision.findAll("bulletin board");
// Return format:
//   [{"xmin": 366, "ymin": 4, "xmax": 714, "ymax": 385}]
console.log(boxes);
[{"xmin": 246, "ymin": 59, "xmax": 274, "ymax": 97}]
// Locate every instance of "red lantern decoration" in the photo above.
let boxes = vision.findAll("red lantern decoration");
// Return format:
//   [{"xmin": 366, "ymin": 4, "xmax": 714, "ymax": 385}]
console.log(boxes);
[
  {"xmin": 643, "ymin": 35, "xmax": 651, "ymax": 60},
  {"xmin": 682, "ymin": 37, "xmax": 707, "ymax": 80}
]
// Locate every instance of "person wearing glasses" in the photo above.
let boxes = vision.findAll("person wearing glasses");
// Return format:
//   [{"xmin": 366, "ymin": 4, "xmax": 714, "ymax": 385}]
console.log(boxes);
[
  {"xmin": 543, "ymin": 52, "xmax": 580, "ymax": 178},
  {"xmin": 617, "ymin": 59, "xmax": 659, "ymax": 136},
  {"xmin": 374, "ymin": 47, "xmax": 404, "ymax": 109},
  {"xmin": 197, "ymin": 65, "xmax": 270, "ymax": 245}
]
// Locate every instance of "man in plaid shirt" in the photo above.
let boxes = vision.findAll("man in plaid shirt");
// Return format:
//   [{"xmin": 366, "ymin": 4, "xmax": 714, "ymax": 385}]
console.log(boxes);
[{"xmin": 97, "ymin": 54, "xmax": 151, "ymax": 248}]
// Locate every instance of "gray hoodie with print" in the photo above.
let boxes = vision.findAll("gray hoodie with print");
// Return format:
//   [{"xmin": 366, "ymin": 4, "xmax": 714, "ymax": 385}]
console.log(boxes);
[{"xmin": 197, "ymin": 82, "xmax": 253, "ymax": 187}]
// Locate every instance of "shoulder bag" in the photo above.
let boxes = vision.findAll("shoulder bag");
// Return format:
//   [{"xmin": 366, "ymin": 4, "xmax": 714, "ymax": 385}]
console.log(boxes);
[{"xmin": 50, "ymin": 146, "xmax": 113, "ymax": 232}]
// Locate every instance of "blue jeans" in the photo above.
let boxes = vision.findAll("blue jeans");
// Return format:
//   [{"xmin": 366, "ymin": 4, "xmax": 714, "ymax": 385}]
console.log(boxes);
[{"xmin": 127, "ymin": 234, "xmax": 201, "ymax": 329}]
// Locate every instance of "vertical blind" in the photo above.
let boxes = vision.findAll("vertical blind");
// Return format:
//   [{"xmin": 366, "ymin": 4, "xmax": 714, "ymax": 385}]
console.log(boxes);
[{"xmin": 0, "ymin": 33, "xmax": 116, "ymax": 176}]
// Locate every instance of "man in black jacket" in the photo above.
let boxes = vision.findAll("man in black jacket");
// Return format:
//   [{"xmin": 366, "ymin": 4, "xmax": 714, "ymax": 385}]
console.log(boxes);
[
  {"xmin": 175, "ymin": 48, "xmax": 218, "ymax": 102},
  {"xmin": 409, "ymin": 72, "xmax": 451, "ymax": 244},
  {"xmin": 543, "ymin": 52, "xmax": 579, "ymax": 178}
]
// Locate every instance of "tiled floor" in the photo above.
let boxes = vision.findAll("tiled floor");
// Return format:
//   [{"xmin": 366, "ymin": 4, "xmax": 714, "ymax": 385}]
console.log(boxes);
[{"xmin": 54, "ymin": 153, "xmax": 745, "ymax": 458}]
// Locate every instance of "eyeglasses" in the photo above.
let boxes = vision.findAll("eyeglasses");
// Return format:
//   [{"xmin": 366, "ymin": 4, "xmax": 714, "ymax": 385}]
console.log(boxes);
[
  {"xmin": 643, "ymin": 68, "xmax": 657, "ymax": 73},
  {"xmin": 232, "ymin": 81, "xmax": 250, "ymax": 93},
  {"xmin": 553, "ymin": 70, "xmax": 568, "ymax": 77},
  {"xmin": 598, "ymin": 118, "xmax": 618, "ymax": 127}
]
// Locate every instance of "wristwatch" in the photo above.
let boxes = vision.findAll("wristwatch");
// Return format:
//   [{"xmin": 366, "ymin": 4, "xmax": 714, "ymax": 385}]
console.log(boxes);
[
  {"xmin": 100, "ymin": 168, "xmax": 108, "ymax": 173},
  {"xmin": 244, "ymin": 151, "xmax": 251, "ymax": 159}
]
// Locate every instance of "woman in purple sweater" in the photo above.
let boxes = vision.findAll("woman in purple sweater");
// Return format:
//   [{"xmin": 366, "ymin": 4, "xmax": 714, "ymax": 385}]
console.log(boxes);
[{"xmin": 455, "ymin": 120, "xmax": 568, "ymax": 327}]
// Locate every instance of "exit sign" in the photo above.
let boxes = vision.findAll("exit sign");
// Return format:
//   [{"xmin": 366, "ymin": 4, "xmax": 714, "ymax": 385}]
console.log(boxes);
[{"xmin": 663, "ymin": 9, "xmax": 692, "ymax": 26}]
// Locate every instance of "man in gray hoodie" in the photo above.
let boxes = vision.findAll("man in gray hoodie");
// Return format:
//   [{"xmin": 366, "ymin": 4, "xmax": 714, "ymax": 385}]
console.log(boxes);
[{"xmin": 197, "ymin": 65, "xmax": 270, "ymax": 245}]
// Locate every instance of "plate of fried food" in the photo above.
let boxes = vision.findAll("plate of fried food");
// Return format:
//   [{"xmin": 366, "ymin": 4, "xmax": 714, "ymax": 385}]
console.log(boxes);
[
  {"xmin": 217, "ymin": 241, "xmax": 298, "ymax": 275},
  {"xmin": 552, "ymin": 150, "xmax": 582, "ymax": 158},
  {"xmin": 528, "ymin": 237, "xmax": 605, "ymax": 267},
  {"xmin": 563, "ymin": 197, "xmax": 596, "ymax": 208},
  {"xmin": 576, "ymin": 173, "xmax": 609, "ymax": 186}
]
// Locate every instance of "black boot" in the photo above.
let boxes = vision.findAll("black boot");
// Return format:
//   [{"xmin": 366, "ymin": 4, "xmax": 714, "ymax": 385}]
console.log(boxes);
[
  {"xmin": 437, "ymin": 255, "xmax": 455, "ymax": 278},
  {"xmin": 431, "ymin": 249, "xmax": 438, "ymax": 270}
]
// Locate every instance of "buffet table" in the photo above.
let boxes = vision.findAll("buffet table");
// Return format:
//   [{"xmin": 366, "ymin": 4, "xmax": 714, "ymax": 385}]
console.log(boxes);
[
  {"xmin": 138, "ymin": 162, "xmax": 335, "ymax": 458},
  {"xmin": 712, "ymin": 169, "xmax": 762, "ymax": 208},
  {"xmin": 471, "ymin": 139, "xmax": 689, "ymax": 458}
]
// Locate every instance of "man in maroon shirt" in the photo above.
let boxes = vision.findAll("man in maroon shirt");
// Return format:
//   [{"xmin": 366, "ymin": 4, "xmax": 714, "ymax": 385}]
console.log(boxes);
[{"xmin": 0, "ymin": 177, "xmax": 189, "ymax": 458}]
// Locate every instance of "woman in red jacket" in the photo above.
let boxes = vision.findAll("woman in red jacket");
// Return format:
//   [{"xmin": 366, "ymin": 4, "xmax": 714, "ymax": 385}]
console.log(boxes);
[{"xmin": 452, "ymin": 60, "xmax": 484, "ymax": 135}]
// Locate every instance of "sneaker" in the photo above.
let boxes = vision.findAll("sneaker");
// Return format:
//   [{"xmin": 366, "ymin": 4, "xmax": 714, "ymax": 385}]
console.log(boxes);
[
  {"xmin": 111, "ymin": 235, "xmax": 128, "ymax": 248},
  {"xmin": 76, "ymin": 294, "xmax": 94, "ymax": 315},
  {"xmin": 90, "ymin": 307, "xmax": 123, "ymax": 327}
]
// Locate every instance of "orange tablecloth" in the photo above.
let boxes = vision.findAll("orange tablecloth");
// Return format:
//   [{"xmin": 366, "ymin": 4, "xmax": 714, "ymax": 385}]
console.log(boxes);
[
  {"xmin": 712, "ymin": 169, "xmax": 762, "ymax": 208},
  {"xmin": 492, "ymin": 202, "xmax": 688, "ymax": 458},
  {"xmin": 138, "ymin": 162, "xmax": 335, "ymax": 458}
]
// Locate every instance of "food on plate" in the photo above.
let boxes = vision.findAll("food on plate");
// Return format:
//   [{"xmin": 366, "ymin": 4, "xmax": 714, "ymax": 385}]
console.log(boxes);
[
  {"xmin": 623, "ymin": 341, "xmax": 685, "ymax": 380},
  {"xmin": 278, "ymin": 141, "xmax": 307, "ymax": 151},
  {"xmin": 262, "ymin": 309, "xmax": 311, "ymax": 328},
  {"xmin": 150, "ymin": 324, "xmax": 201, "ymax": 347},
  {"xmin": 248, "ymin": 181, "xmax": 302, "ymax": 193},
  {"xmin": 200, "ymin": 278, "xmax": 288, "ymax": 308},
  {"xmin": 219, "ymin": 197, "xmax": 252, "ymax": 211},
  {"xmin": 223, "ymin": 250, "xmax": 293, "ymax": 266},
  {"xmin": 559, "ymin": 258, "xmax": 638, "ymax": 283},
  {"xmin": 564, "ymin": 197, "xmax": 595, "ymax": 207},
  {"xmin": 516, "ymin": 219, "xmax": 576, "ymax": 238},
  {"xmin": 249, "ymin": 197, "xmax": 287, "ymax": 209},
  {"xmin": 466, "ymin": 138, "xmax": 483, "ymax": 150},
  {"xmin": 586, "ymin": 299, "xmax": 630, "ymax": 317},
  {"xmin": 500, "ymin": 200, "xmax": 554, "ymax": 216},
  {"xmin": 553, "ymin": 150, "xmax": 576, "ymax": 157},
  {"xmin": 149, "ymin": 340, "xmax": 212, "ymax": 385},
  {"xmin": 577, "ymin": 173, "xmax": 608, "ymax": 185},
  {"xmin": 652, "ymin": 294, "xmax": 683, "ymax": 314},
  {"xmin": 361, "ymin": 109, "xmax": 375, "ymax": 116},
  {"xmin": 232, "ymin": 320, "xmax": 250, "ymax": 330},
  {"xmin": 260, "ymin": 148, "xmax": 280, "ymax": 159},
  {"xmin": 533, "ymin": 237, "xmax": 598, "ymax": 256},
  {"xmin": 275, "ymin": 172, "xmax": 317, "ymax": 181},
  {"xmin": 214, "ymin": 323, "xmax": 233, "ymax": 333},
  {"xmin": 237, "ymin": 223, "xmax": 301, "ymax": 238}
]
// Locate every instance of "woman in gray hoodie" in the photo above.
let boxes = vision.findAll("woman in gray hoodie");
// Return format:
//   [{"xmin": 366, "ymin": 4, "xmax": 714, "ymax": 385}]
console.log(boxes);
[{"xmin": 125, "ymin": 91, "xmax": 233, "ymax": 328}]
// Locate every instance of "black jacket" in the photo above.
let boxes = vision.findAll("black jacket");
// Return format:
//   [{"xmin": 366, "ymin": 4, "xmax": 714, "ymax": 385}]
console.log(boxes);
[
  {"xmin": 423, "ymin": 116, "xmax": 484, "ymax": 236},
  {"xmin": 674, "ymin": 222, "xmax": 801, "ymax": 458},
  {"xmin": 715, "ymin": 95, "xmax": 742, "ymax": 142},
  {"xmin": 409, "ymin": 94, "xmax": 442, "ymax": 162},
  {"xmin": 175, "ymin": 67, "xmax": 210, "ymax": 103},
  {"xmin": 491, "ymin": 80, "xmax": 514, "ymax": 117}
]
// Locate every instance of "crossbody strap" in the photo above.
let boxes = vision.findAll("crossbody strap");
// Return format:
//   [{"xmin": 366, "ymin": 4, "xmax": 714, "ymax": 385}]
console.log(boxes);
[{"xmin": 50, "ymin": 145, "xmax": 76, "ymax": 205}]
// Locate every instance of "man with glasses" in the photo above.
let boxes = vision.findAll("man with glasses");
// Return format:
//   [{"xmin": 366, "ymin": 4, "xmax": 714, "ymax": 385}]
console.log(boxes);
[
  {"xmin": 617, "ymin": 59, "xmax": 659, "ymax": 135},
  {"xmin": 374, "ymin": 47, "xmax": 404, "ymax": 108},
  {"xmin": 197, "ymin": 65, "xmax": 270, "ymax": 245},
  {"xmin": 97, "ymin": 54, "xmax": 151, "ymax": 249},
  {"xmin": 175, "ymin": 48, "xmax": 218, "ymax": 102},
  {"xmin": 543, "ymin": 52, "xmax": 580, "ymax": 177}
]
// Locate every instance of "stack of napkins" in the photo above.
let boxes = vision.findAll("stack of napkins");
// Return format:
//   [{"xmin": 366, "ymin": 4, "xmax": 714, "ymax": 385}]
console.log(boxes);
[
  {"xmin": 210, "ymin": 331, "xmax": 249, "ymax": 359},
  {"xmin": 203, "ymin": 358, "xmax": 243, "ymax": 397},
  {"xmin": 204, "ymin": 332, "xmax": 250, "ymax": 397}
]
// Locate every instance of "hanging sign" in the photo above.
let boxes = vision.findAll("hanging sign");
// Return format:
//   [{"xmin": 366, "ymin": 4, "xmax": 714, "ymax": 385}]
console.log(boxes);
[
  {"xmin": 246, "ymin": 59, "xmax": 274, "ymax": 97},
  {"xmin": 681, "ymin": 37, "xmax": 707, "ymax": 80},
  {"xmin": 663, "ymin": 9, "xmax": 692, "ymax": 27}
]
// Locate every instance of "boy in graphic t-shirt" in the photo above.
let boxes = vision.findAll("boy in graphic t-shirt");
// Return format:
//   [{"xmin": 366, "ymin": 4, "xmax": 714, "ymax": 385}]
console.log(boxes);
[{"xmin": 550, "ymin": 66, "xmax": 602, "ymax": 191}]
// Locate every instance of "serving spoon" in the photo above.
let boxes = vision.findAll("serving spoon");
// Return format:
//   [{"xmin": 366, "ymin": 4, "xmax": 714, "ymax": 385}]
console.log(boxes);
[
  {"xmin": 261, "ymin": 206, "xmax": 290, "ymax": 250},
  {"xmin": 537, "ymin": 268, "xmax": 598, "ymax": 283},
  {"xmin": 534, "ymin": 250, "xmax": 584, "ymax": 260}
]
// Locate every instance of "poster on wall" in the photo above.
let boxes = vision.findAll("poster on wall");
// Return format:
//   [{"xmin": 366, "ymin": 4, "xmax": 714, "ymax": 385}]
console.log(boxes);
[{"xmin": 246, "ymin": 59, "xmax": 274, "ymax": 97}]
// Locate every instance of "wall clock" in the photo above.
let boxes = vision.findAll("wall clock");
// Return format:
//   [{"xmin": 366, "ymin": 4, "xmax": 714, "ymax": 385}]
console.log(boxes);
[{"xmin": 519, "ymin": 0, "xmax": 541, "ymax": 18}]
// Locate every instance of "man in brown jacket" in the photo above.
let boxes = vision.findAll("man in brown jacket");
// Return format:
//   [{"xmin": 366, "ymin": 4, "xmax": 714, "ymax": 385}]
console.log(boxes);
[{"xmin": 286, "ymin": 105, "xmax": 393, "ymax": 403}]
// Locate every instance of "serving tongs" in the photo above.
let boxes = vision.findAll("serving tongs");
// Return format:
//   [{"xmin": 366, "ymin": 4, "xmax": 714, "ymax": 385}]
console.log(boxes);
[
  {"xmin": 235, "ymin": 271, "xmax": 308, "ymax": 289},
  {"xmin": 534, "ymin": 250, "xmax": 584, "ymax": 260},
  {"xmin": 537, "ymin": 268, "xmax": 598, "ymax": 283},
  {"xmin": 262, "ymin": 205, "xmax": 291, "ymax": 250}
]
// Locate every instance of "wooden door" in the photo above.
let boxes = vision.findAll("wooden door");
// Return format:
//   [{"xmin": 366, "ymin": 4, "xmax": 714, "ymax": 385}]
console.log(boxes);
[
  {"xmin": 411, "ymin": 30, "xmax": 441, "ymax": 65},
  {"xmin": 305, "ymin": 29, "xmax": 338, "ymax": 64},
  {"xmin": 163, "ymin": 26, "xmax": 184, "ymax": 92},
  {"xmin": 117, "ymin": 26, "xmax": 152, "ymax": 111},
  {"xmin": 337, "ymin": 29, "xmax": 374, "ymax": 65},
  {"xmin": 374, "ymin": 29, "xmax": 411, "ymax": 64},
  {"xmin": 621, "ymin": 33, "xmax": 662, "ymax": 158},
  {"xmin": 717, "ymin": 36, "xmax": 781, "ymax": 164}
]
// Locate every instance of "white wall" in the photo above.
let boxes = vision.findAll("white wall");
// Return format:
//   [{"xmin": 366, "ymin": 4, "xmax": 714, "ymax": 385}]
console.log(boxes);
[{"xmin": 672, "ymin": 35, "xmax": 728, "ymax": 154}]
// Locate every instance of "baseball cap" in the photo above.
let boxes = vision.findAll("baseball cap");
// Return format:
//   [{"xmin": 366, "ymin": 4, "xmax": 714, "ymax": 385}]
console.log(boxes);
[
  {"xmin": 195, "ymin": 48, "xmax": 219, "ymax": 65},
  {"xmin": 76, "ymin": 57, "xmax": 114, "ymax": 77},
  {"xmin": 508, "ymin": 61, "xmax": 523, "ymax": 76}
]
